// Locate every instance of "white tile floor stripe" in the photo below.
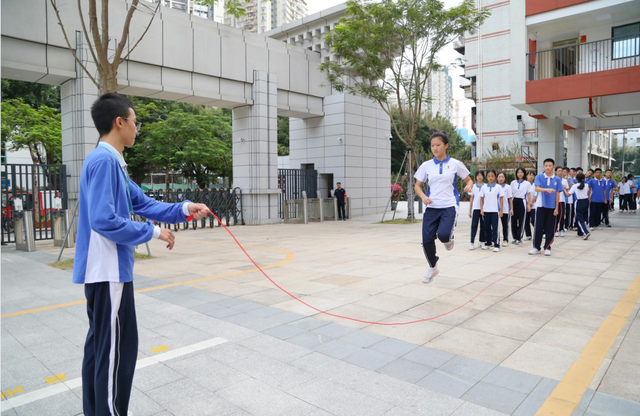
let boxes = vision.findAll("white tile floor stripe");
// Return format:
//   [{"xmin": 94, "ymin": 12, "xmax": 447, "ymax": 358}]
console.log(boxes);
[{"xmin": 0, "ymin": 337, "xmax": 228, "ymax": 411}]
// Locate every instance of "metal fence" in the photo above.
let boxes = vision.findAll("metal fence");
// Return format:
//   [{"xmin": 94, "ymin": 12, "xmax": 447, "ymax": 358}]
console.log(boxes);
[
  {"xmin": 141, "ymin": 187, "xmax": 244, "ymax": 230},
  {"xmin": 277, "ymin": 168, "xmax": 318, "ymax": 219},
  {"xmin": 527, "ymin": 33, "xmax": 640, "ymax": 81},
  {"xmin": 1, "ymin": 164, "xmax": 68, "ymax": 243}
]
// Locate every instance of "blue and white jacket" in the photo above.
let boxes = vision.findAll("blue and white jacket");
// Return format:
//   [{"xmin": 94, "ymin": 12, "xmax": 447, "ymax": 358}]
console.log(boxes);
[{"xmin": 73, "ymin": 143, "xmax": 190, "ymax": 284}]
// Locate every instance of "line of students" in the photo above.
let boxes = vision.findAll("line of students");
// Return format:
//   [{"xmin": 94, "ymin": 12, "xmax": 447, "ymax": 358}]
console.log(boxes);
[{"xmin": 618, "ymin": 174, "xmax": 639, "ymax": 212}]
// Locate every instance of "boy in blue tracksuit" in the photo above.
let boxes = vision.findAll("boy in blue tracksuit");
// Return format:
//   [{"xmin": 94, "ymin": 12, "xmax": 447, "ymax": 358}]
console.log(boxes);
[
  {"xmin": 587, "ymin": 168, "xmax": 607, "ymax": 229},
  {"xmin": 529, "ymin": 158, "xmax": 563, "ymax": 256},
  {"xmin": 74, "ymin": 93, "xmax": 208, "ymax": 416}
]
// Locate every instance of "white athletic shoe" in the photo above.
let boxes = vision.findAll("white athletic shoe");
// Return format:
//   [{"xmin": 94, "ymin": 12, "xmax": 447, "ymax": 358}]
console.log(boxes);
[
  {"xmin": 589, "ymin": 227, "xmax": 595, "ymax": 231},
  {"xmin": 444, "ymin": 241, "xmax": 454, "ymax": 251},
  {"xmin": 555, "ymin": 232, "xmax": 559, "ymax": 237},
  {"xmin": 493, "ymin": 247, "xmax": 500, "ymax": 252},
  {"xmin": 559, "ymin": 231, "xmax": 565, "ymax": 237},
  {"xmin": 477, "ymin": 242, "xmax": 484, "ymax": 248},
  {"xmin": 528, "ymin": 249, "xmax": 541, "ymax": 255},
  {"xmin": 524, "ymin": 236, "xmax": 532, "ymax": 241},
  {"xmin": 503, "ymin": 241, "xmax": 509, "ymax": 247},
  {"xmin": 422, "ymin": 267, "xmax": 439, "ymax": 284},
  {"xmin": 514, "ymin": 240, "xmax": 522, "ymax": 245},
  {"xmin": 544, "ymin": 249, "xmax": 552, "ymax": 256},
  {"xmin": 481, "ymin": 244, "xmax": 489, "ymax": 250},
  {"xmin": 469, "ymin": 243, "xmax": 476, "ymax": 250},
  {"xmin": 583, "ymin": 233, "xmax": 590, "ymax": 240}
]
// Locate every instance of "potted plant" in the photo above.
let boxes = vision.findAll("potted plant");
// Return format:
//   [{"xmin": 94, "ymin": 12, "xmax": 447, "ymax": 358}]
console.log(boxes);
[{"xmin": 390, "ymin": 184, "xmax": 404, "ymax": 211}]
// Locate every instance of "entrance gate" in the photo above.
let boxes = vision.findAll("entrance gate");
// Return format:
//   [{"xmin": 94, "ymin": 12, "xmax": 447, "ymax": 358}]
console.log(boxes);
[{"xmin": 278, "ymin": 169, "xmax": 317, "ymax": 219}]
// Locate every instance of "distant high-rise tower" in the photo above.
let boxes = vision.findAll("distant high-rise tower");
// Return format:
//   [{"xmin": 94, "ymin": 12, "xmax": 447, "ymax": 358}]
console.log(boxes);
[
  {"xmin": 154, "ymin": 0, "xmax": 225, "ymax": 23},
  {"xmin": 226, "ymin": 0, "xmax": 308, "ymax": 34}
]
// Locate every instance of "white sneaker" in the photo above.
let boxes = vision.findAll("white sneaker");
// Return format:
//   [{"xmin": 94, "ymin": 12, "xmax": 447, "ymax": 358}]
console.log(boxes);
[
  {"xmin": 514, "ymin": 240, "xmax": 522, "ymax": 245},
  {"xmin": 589, "ymin": 227, "xmax": 594, "ymax": 231},
  {"xmin": 422, "ymin": 267, "xmax": 439, "ymax": 284},
  {"xmin": 493, "ymin": 247, "xmax": 500, "ymax": 252},
  {"xmin": 524, "ymin": 236, "xmax": 532, "ymax": 241},
  {"xmin": 559, "ymin": 231, "xmax": 565, "ymax": 237},
  {"xmin": 583, "ymin": 233, "xmax": 590, "ymax": 240},
  {"xmin": 469, "ymin": 243, "xmax": 476, "ymax": 250},
  {"xmin": 477, "ymin": 242, "xmax": 484, "ymax": 248},
  {"xmin": 503, "ymin": 241, "xmax": 509, "ymax": 247},
  {"xmin": 528, "ymin": 249, "xmax": 541, "ymax": 255},
  {"xmin": 444, "ymin": 241, "xmax": 454, "ymax": 251},
  {"xmin": 481, "ymin": 244, "xmax": 489, "ymax": 250},
  {"xmin": 544, "ymin": 249, "xmax": 552, "ymax": 256},
  {"xmin": 555, "ymin": 232, "xmax": 559, "ymax": 237}
]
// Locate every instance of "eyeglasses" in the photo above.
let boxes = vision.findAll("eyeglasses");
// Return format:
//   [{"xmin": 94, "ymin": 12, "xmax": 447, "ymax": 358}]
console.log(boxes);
[{"xmin": 116, "ymin": 117, "xmax": 142, "ymax": 131}]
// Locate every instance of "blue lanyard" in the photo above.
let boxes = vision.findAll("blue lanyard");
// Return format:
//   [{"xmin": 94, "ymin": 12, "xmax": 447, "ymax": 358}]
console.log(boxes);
[{"xmin": 101, "ymin": 144, "xmax": 134, "ymax": 215}]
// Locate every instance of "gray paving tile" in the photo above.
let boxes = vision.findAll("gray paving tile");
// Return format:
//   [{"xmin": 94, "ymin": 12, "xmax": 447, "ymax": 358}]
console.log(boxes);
[
  {"xmin": 167, "ymin": 353, "xmax": 250, "ymax": 392},
  {"xmin": 219, "ymin": 312, "xmax": 253, "ymax": 325},
  {"xmin": 312, "ymin": 322, "xmax": 357, "ymax": 338},
  {"xmin": 128, "ymin": 387, "xmax": 165, "ymax": 416},
  {"xmin": 343, "ymin": 348, "xmax": 397, "ymax": 371},
  {"xmin": 286, "ymin": 331, "xmax": 335, "ymax": 349},
  {"xmin": 238, "ymin": 334, "xmax": 310, "ymax": 363},
  {"xmin": 217, "ymin": 378, "xmax": 319, "ymax": 416},
  {"xmin": 369, "ymin": 338, "xmax": 419, "ymax": 357},
  {"xmin": 288, "ymin": 377, "xmax": 394, "ymax": 416},
  {"xmin": 146, "ymin": 378, "xmax": 249, "ymax": 416},
  {"xmin": 512, "ymin": 379, "xmax": 559, "ymax": 416},
  {"xmin": 215, "ymin": 297, "xmax": 247, "ymax": 308},
  {"xmin": 377, "ymin": 358, "xmax": 436, "ymax": 384},
  {"xmin": 382, "ymin": 407, "xmax": 422, "ymax": 416},
  {"xmin": 11, "ymin": 389, "xmax": 82, "ymax": 416},
  {"xmin": 402, "ymin": 346, "xmax": 456, "ymax": 368},
  {"xmin": 288, "ymin": 317, "xmax": 332, "ymax": 331},
  {"xmin": 246, "ymin": 306, "xmax": 283, "ymax": 319},
  {"xmin": 574, "ymin": 389, "xmax": 596, "ymax": 416},
  {"xmin": 314, "ymin": 339, "xmax": 365, "ymax": 359},
  {"xmin": 416, "ymin": 370, "xmax": 477, "ymax": 398},
  {"xmin": 451, "ymin": 402, "xmax": 509, "ymax": 416},
  {"xmin": 236, "ymin": 317, "xmax": 283, "ymax": 332},
  {"xmin": 190, "ymin": 302, "xmax": 226, "ymax": 314},
  {"xmin": 482, "ymin": 366, "xmax": 543, "ymax": 394},
  {"xmin": 585, "ymin": 392, "xmax": 640, "ymax": 416},
  {"xmin": 229, "ymin": 301, "xmax": 265, "ymax": 312},
  {"xmin": 227, "ymin": 353, "xmax": 315, "ymax": 391},
  {"xmin": 133, "ymin": 363, "xmax": 186, "ymax": 392},
  {"xmin": 205, "ymin": 342, "xmax": 256, "ymax": 365},
  {"xmin": 204, "ymin": 308, "xmax": 243, "ymax": 319},
  {"xmin": 262, "ymin": 324, "xmax": 308, "ymax": 340},
  {"xmin": 530, "ymin": 377, "xmax": 559, "ymax": 397},
  {"xmin": 440, "ymin": 355, "xmax": 496, "ymax": 381},
  {"xmin": 461, "ymin": 381, "xmax": 527, "ymax": 414},
  {"xmin": 339, "ymin": 330, "xmax": 387, "ymax": 347},
  {"xmin": 269, "ymin": 311, "xmax": 306, "ymax": 324}
]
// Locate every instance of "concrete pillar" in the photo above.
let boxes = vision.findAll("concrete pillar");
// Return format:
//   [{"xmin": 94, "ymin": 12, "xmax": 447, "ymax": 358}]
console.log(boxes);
[
  {"xmin": 232, "ymin": 71, "xmax": 280, "ymax": 225},
  {"xmin": 289, "ymin": 94, "xmax": 391, "ymax": 217},
  {"xmin": 537, "ymin": 117, "xmax": 563, "ymax": 172},
  {"xmin": 60, "ymin": 37, "xmax": 100, "ymax": 217},
  {"xmin": 567, "ymin": 128, "xmax": 583, "ymax": 168}
]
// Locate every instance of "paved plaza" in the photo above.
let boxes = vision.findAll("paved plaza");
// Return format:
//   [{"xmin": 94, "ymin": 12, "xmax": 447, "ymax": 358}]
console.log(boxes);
[{"xmin": 2, "ymin": 203, "xmax": 640, "ymax": 416}]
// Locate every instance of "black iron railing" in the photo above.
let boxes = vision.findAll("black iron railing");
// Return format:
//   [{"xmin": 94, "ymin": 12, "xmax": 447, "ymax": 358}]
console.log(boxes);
[
  {"xmin": 527, "ymin": 33, "xmax": 640, "ymax": 81},
  {"xmin": 277, "ymin": 168, "xmax": 318, "ymax": 219}
]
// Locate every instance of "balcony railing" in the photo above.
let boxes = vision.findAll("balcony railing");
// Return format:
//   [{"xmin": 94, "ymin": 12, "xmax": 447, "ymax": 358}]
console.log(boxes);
[{"xmin": 527, "ymin": 33, "xmax": 640, "ymax": 81}]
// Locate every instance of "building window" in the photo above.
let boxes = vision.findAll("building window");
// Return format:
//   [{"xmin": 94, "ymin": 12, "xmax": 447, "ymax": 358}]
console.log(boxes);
[
  {"xmin": 492, "ymin": 142, "xmax": 499, "ymax": 151},
  {"xmin": 612, "ymin": 22, "xmax": 640, "ymax": 60}
]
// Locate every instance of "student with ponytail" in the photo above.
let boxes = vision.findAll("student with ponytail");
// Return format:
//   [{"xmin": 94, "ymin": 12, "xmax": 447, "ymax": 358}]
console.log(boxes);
[
  {"xmin": 566, "ymin": 173, "xmax": 591, "ymax": 240},
  {"xmin": 497, "ymin": 172, "xmax": 513, "ymax": 246},
  {"xmin": 510, "ymin": 167, "xmax": 530, "ymax": 245},
  {"xmin": 468, "ymin": 170, "xmax": 486, "ymax": 250},
  {"xmin": 524, "ymin": 171, "xmax": 537, "ymax": 241},
  {"xmin": 480, "ymin": 170, "xmax": 504, "ymax": 252}
]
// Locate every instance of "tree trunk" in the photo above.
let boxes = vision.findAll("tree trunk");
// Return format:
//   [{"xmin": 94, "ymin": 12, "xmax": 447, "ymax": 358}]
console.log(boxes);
[{"xmin": 406, "ymin": 149, "xmax": 414, "ymax": 222}]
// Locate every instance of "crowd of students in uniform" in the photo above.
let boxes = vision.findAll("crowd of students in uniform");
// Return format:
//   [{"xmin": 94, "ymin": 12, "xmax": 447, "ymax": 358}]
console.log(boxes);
[
  {"xmin": 413, "ymin": 130, "xmax": 639, "ymax": 285},
  {"xmin": 468, "ymin": 160, "xmax": 639, "ymax": 256}
]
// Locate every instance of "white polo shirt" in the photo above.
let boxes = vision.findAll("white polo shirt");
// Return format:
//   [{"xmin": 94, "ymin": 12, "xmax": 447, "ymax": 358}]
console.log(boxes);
[
  {"xmin": 414, "ymin": 157, "xmax": 470, "ymax": 209},
  {"xmin": 561, "ymin": 178, "xmax": 569, "ymax": 203},
  {"xmin": 528, "ymin": 181, "xmax": 537, "ymax": 206},
  {"xmin": 471, "ymin": 183, "xmax": 485, "ymax": 210},
  {"xmin": 568, "ymin": 182, "xmax": 590, "ymax": 200},
  {"xmin": 511, "ymin": 180, "xmax": 530, "ymax": 199},
  {"xmin": 480, "ymin": 183, "xmax": 503, "ymax": 213},
  {"xmin": 619, "ymin": 182, "xmax": 629, "ymax": 195}
]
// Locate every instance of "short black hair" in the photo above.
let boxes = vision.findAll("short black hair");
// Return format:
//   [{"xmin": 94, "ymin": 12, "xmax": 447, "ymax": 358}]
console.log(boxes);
[
  {"xmin": 515, "ymin": 167, "xmax": 527, "ymax": 179},
  {"xmin": 337, "ymin": 182, "xmax": 341, "ymax": 184},
  {"xmin": 430, "ymin": 131, "xmax": 449, "ymax": 145},
  {"xmin": 562, "ymin": 167, "xmax": 569, "ymax": 171},
  {"xmin": 606, "ymin": 169, "xmax": 612, "ymax": 172},
  {"xmin": 555, "ymin": 166, "xmax": 563, "ymax": 171},
  {"xmin": 587, "ymin": 169, "xmax": 594, "ymax": 172},
  {"xmin": 91, "ymin": 93, "xmax": 134, "ymax": 137},
  {"xmin": 569, "ymin": 167, "xmax": 576, "ymax": 171},
  {"xmin": 475, "ymin": 170, "xmax": 485, "ymax": 180},
  {"xmin": 576, "ymin": 167, "xmax": 583, "ymax": 171},
  {"xmin": 486, "ymin": 169, "xmax": 497, "ymax": 178},
  {"xmin": 627, "ymin": 174, "xmax": 634, "ymax": 179},
  {"xmin": 594, "ymin": 168, "xmax": 602, "ymax": 173},
  {"xmin": 543, "ymin": 158, "xmax": 555, "ymax": 166}
]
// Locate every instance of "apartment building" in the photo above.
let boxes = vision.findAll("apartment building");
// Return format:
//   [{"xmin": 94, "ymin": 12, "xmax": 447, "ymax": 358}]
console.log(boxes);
[
  {"xmin": 154, "ymin": 0, "xmax": 225, "ymax": 23},
  {"xmin": 510, "ymin": 0, "xmax": 639, "ymax": 170},
  {"xmin": 226, "ymin": 0, "xmax": 308, "ymax": 34}
]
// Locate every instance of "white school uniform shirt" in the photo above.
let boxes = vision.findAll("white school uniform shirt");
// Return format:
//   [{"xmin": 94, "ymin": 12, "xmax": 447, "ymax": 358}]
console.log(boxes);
[
  {"xmin": 414, "ymin": 157, "xmax": 470, "ymax": 209},
  {"xmin": 527, "ymin": 181, "xmax": 537, "ymax": 207},
  {"xmin": 510, "ymin": 180, "xmax": 530, "ymax": 199},
  {"xmin": 568, "ymin": 182, "xmax": 590, "ymax": 200},
  {"xmin": 561, "ymin": 178, "xmax": 569, "ymax": 203},
  {"xmin": 471, "ymin": 183, "xmax": 485, "ymax": 210},
  {"xmin": 480, "ymin": 183, "xmax": 503, "ymax": 213},
  {"xmin": 619, "ymin": 182, "xmax": 629, "ymax": 194}
]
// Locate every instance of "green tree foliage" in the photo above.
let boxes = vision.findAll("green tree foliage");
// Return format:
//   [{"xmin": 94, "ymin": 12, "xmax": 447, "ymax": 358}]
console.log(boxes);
[
  {"xmin": 611, "ymin": 145, "xmax": 639, "ymax": 175},
  {"xmin": 278, "ymin": 116, "xmax": 290, "ymax": 156},
  {"xmin": 1, "ymin": 79, "xmax": 61, "ymax": 110},
  {"xmin": 320, "ymin": 0, "xmax": 487, "ymax": 219},
  {"xmin": 1, "ymin": 98, "xmax": 62, "ymax": 165}
]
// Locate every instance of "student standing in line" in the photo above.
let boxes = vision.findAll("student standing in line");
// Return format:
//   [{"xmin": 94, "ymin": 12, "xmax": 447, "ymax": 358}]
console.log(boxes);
[
  {"xmin": 74, "ymin": 94, "xmax": 209, "ymax": 416},
  {"xmin": 524, "ymin": 171, "xmax": 537, "ymax": 241},
  {"xmin": 554, "ymin": 166, "xmax": 569, "ymax": 238},
  {"xmin": 602, "ymin": 169, "xmax": 615, "ymax": 227},
  {"xmin": 497, "ymin": 172, "xmax": 513, "ymax": 246},
  {"xmin": 468, "ymin": 170, "xmax": 486, "ymax": 250},
  {"xmin": 587, "ymin": 168, "xmax": 607, "ymax": 230},
  {"xmin": 586, "ymin": 169, "xmax": 594, "ymax": 179},
  {"xmin": 565, "ymin": 173, "xmax": 591, "ymax": 240},
  {"xmin": 414, "ymin": 132, "xmax": 473, "ymax": 284},
  {"xmin": 480, "ymin": 170, "xmax": 504, "ymax": 252},
  {"xmin": 510, "ymin": 167, "xmax": 530, "ymax": 245},
  {"xmin": 564, "ymin": 168, "xmax": 575, "ymax": 231},
  {"xmin": 619, "ymin": 177, "xmax": 628, "ymax": 212},
  {"xmin": 628, "ymin": 174, "xmax": 637, "ymax": 212},
  {"xmin": 529, "ymin": 158, "xmax": 562, "ymax": 257}
]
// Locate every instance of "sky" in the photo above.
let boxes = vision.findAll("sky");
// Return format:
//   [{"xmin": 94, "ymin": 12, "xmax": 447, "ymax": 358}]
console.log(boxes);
[{"xmin": 306, "ymin": 0, "xmax": 474, "ymax": 132}]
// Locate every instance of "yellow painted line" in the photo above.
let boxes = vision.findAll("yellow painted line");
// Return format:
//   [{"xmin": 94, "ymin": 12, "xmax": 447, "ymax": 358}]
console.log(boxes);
[
  {"xmin": 535, "ymin": 271, "xmax": 640, "ymax": 416},
  {"xmin": 1, "ymin": 239, "xmax": 295, "ymax": 319}
]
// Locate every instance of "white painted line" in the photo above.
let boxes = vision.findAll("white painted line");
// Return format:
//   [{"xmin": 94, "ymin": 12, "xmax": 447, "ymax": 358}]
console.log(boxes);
[{"xmin": 0, "ymin": 337, "xmax": 228, "ymax": 411}]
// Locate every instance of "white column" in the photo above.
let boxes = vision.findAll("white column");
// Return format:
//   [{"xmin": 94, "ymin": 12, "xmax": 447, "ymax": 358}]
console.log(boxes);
[
  {"xmin": 567, "ymin": 128, "xmax": 583, "ymax": 168},
  {"xmin": 232, "ymin": 71, "xmax": 280, "ymax": 225},
  {"xmin": 537, "ymin": 117, "xmax": 563, "ymax": 171}
]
